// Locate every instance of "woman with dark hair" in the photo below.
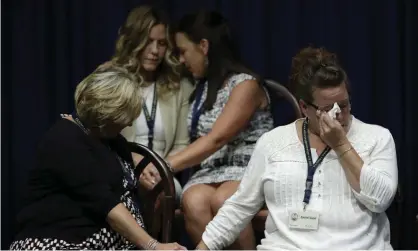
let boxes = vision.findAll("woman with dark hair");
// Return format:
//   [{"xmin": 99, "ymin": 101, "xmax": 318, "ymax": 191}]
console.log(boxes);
[
  {"xmin": 194, "ymin": 46, "xmax": 398, "ymax": 250},
  {"xmin": 141, "ymin": 10, "xmax": 274, "ymax": 249}
]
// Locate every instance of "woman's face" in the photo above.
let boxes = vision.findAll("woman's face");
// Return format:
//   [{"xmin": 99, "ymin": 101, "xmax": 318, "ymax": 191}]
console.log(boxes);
[
  {"xmin": 175, "ymin": 32, "xmax": 207, "ymax": 78},
  {"xmin": 301, "ymin": 83, "xmax": 352, "ymax": 134},
  {"xmin": 139, "ymin": 24, "xmax": 168, "ymax": 73}
]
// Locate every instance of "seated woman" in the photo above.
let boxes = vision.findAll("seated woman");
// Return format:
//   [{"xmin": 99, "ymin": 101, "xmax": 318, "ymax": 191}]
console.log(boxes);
[
  {"xmin": 9, "ymin": 67, "xmax": 186, "ymax": 250},
  {"xmin": 101, "ymin": 6, "xmax": 193, "ymax": 198},
  {"xmin": 195, "ymin": 47, "xmax": 398, "ymax": 250},
  {"xmin": 141, "ymin": 10, "xmax": 274, "ymax": 249}
]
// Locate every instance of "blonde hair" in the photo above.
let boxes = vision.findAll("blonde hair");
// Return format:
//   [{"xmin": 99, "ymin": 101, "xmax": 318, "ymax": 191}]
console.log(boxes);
[
  {"xmin": 75, "ymin": 66, "xmax": 142, "ymax": 129},
  {"xmin": 110, "ymin": 5, "xmax": 181, "ymax": 97}
]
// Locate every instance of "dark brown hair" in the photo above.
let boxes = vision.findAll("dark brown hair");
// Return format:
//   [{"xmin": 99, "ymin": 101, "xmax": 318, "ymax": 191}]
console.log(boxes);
[
  {"xmin": 289, "ymin": 46, "xmax": 349, "ymax": 102},
  {"xmin": 175, "ymin": 10, "xmax": 260, "ymax": 110}
]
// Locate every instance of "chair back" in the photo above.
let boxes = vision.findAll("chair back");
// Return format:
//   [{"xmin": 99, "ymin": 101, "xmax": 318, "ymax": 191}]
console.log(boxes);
[
  {"xmin": 264, "ymin": 79, "xmax": 302, "ymax": 124},
  {"xmin": 128, "ymin": 142, "xmax": 175, "ymax": 243},
  {"xmin": 386, "ymin": 185, "xmax": 403, "ymax": 249}
]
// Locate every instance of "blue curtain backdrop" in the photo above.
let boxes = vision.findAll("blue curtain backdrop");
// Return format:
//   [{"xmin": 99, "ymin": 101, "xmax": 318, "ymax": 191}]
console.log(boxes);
[{"xmin": 2, "ymin": 0, "xmax": 417, "ymax": 248}]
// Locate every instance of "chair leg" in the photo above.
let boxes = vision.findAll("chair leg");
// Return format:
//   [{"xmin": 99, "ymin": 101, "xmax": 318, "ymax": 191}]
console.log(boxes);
[{"xmin": 161, "ymin": 197, "xmax": 174, "ymax": 243}]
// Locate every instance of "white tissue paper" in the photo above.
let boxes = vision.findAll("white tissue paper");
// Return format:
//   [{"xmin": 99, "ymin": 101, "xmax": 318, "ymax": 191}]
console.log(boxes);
[{"xmin": 327, "ymin": 102, "xmax": 341, "ymax": 119}]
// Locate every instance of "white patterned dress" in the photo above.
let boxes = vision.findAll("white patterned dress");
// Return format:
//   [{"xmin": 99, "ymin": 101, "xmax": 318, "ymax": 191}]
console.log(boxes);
[{"xmin": 183, "ymin": 73, "xmax": 274, "ymax": 193}]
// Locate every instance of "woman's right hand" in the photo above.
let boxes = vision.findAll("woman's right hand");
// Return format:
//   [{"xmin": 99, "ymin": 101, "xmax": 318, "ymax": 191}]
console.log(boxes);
[{"xmin": 155, "ymin": 242, "xmax": 187, "ymax": 250}]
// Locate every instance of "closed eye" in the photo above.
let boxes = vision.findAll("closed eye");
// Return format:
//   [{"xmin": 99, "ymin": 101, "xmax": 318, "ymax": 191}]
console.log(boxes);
[{"xmin": 158, "ymin": 40, "xmax": 167, "ymax": 46}]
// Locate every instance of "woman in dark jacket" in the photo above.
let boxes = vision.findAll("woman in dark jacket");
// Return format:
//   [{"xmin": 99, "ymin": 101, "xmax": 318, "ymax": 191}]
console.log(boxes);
[{"xmin": 10, "ymin": 66, "xmax": 186, "ymax": 250}]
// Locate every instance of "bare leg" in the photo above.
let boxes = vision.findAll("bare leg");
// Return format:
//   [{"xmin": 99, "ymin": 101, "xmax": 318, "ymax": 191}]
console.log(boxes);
[
  {"xmin": 210, "ymin": 181, "xmax": 256, "ymax": 250},
  {"xmin": 182, "ymin": 184, "xmax": 218, "ymax": 245}
]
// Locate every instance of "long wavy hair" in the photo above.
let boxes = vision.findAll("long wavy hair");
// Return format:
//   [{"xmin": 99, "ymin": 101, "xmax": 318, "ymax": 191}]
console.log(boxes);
[{"xmin": 110, "ymin": 5, "xmax": 181, "ymax": 97}]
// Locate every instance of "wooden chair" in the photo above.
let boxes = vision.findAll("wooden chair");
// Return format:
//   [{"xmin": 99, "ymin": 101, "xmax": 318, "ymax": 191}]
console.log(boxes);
[
  {"xmin": 387, "ymin": 185, "xmax": 403, "ymax": 249},
  {"xmin": 265, "ymin": 79, "xmax": 301, "ymax": 116},
  {"xmin": 128, "ymin": 142, "xmax": 176, "ymax": 243}
]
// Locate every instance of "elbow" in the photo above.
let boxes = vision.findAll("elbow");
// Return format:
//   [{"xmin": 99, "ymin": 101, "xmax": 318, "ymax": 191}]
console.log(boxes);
[
  {"xmin": 368, "ymin": 196, "xmax": 395, "ymax": 214},
  {"xmin": 356, "ymin": 165, "xmax": 398, "ymax": 213},
  {"xmin": 369, "ymin": 200, "xmax": 393, "ymax": 214},
  {"xmin": 356, "ymin": 181, "xmax": 397, "ymax": 213},
  {"xmin": 374, "ymin": 184, "xmax": 397, "ymax": 213}
]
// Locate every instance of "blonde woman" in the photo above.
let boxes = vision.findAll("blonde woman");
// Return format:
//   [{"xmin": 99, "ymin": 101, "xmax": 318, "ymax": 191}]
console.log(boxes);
[
  {"xmin": 9, "ymin": 67, "xmax": 186, "ymax": 250},
  {"xmin": 101, "ymin": 6, "xmax": 193, "ymax": 196}
]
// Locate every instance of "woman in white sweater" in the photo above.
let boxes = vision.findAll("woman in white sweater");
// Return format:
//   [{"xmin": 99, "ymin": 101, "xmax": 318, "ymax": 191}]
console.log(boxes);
[{"xmin": 196, "ymin": 46, "xmax": 398, "ymax": 250}]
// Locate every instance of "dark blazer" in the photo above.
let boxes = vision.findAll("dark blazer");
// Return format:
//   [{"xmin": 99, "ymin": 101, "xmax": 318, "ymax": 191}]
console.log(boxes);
[{"xmin": 14, "ymin": 118, "xmax": 135, "ymax": 243}]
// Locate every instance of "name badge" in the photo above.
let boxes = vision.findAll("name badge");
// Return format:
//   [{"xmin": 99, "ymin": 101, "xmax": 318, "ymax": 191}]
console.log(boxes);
[{"xmin": 288, "ymin": 210, "xmax": 319, "ymax": 230}]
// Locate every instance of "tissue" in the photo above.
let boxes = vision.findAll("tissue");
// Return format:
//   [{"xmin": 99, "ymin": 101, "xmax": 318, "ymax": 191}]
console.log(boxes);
[{"xmin": 327, "ymin": 102, "xmax": 341, "ymax": 119}]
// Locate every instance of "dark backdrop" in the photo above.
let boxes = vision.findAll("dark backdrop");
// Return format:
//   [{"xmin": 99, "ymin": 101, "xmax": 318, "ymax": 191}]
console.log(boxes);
[{"xmin": 2, "ymin": 0, "xmax": 418, "ymax": 248}]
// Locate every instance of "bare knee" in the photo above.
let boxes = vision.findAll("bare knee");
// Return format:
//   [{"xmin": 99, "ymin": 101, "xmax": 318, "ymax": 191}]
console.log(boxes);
[
  {"xmin": 210, "ymin": 181, "xmax": 240, "ymax": 214},
  {"xmin": 182, "ymin": 185, "xmax": 213, "ymax": 222},
  {"xmin": 210, "ymin": 190, "xmax": 230, "ymax": 215}
]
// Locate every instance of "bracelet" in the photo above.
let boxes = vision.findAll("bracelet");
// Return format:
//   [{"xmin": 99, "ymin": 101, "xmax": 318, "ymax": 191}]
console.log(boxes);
[
  {"xmin": 338, "ymin": 146, "xmax": 353, "ymax": 158},
  {"xmin": 145, "ymin": 239, "xmax": 159, "ymax": 250},
  {"xmin": 334, "ymin": 142, "xmax": 348, "ymax": 148}
]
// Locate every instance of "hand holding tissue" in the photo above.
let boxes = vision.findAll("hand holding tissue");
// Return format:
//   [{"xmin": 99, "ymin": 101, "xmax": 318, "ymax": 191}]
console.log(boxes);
[{"xmin": 327, "ymin": 102, "xmax": 341, "ymax": 119}]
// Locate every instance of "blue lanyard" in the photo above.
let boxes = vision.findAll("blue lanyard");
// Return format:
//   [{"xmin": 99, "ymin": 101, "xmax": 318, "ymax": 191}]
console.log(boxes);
[
  {"xmin": 302, "ymin": 118, "xmax": 331, "ymax": 209},
  {"xmin": 142, "ymin": 85, "xmax": 158, "ymax": 149},
  {"xmin": 190, "ymin": 80, "xmax": 206, "ymax": 142}
]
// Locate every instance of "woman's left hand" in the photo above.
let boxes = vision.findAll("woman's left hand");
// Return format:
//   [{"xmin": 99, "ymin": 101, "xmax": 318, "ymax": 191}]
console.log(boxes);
[
  {"xmin": 155, "ymin": 242, "xmax": 187, "ymax": 250},
  {"xmin": 139, "ymin": 164, "xmax": 161, "ymax": 190},
  {"xmin": 317, "ymin": 110, "xmax": 349, "ymax": 148}
]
